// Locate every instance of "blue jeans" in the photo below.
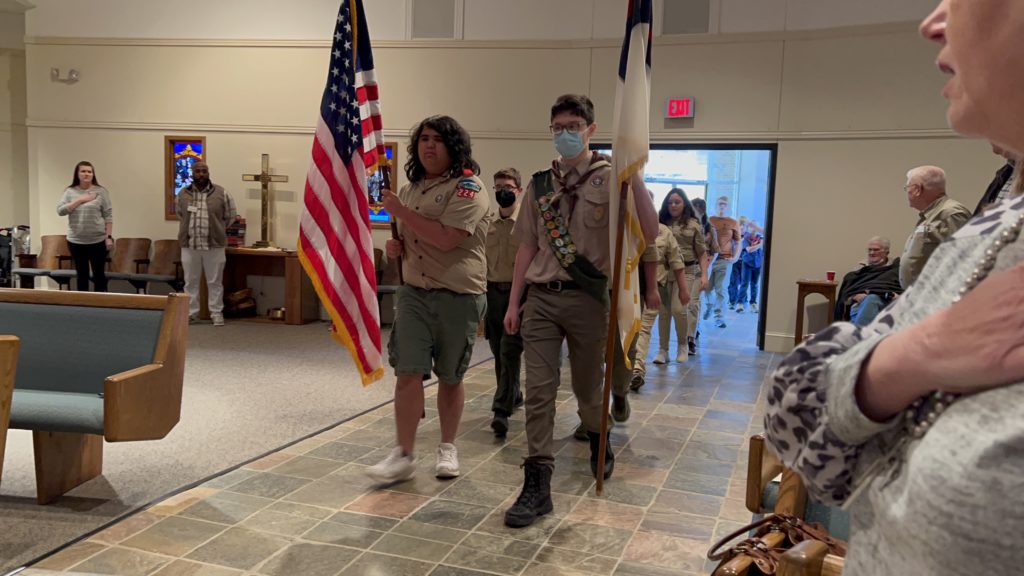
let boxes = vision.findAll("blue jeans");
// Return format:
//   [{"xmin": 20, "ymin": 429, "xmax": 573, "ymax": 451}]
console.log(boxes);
[
  {"xmin": 738, "ymin": 265, "xmax": 761, "ymax": 305},
  {"xmin": 728, "ymin": 260, "xmax": 744, "ymax": 305},
  {"xmin": 850, "ymin": 294, "xmax": 886, "ymax": 326}
]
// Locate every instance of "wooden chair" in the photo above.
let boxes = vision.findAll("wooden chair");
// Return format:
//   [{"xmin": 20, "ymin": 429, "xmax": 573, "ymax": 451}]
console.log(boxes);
[
  {"xmin": 128, "ymin": 239, "xmax": 184, "ymax": 294},
  {"xmin": 0, "ymin": 336, "xmax": 18, "ymax": 483},
  {"xmin": 778, "ymin": 541, "xmax": 845, "ymax": 576},
  {"xmin": 12, "ymin": 235, "xmax": 72, "ymax": 289},
  {"xmin": 0, "ymin": 289, "xmax": 188, "ymax": 503},
  {"xmin": 105, "ymin": 238, "xmax": 153, "ymax": 291}
]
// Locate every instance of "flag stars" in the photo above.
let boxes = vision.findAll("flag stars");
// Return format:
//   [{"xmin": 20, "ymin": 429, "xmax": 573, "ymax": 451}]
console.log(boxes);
[
  {"xmin": 344, "ymin": 22, "xmax": 352, "ymax": 33},
  {"xmin": 333, "ymin": 49, "xmax": 341, "ymax": 59},
  {"xmin": 331, "ymin": 67, "xmax": 340, "ymax": 77},
  {"xmin": 330, "ymin": 84, "xmax": 338, "ymax": 93}
]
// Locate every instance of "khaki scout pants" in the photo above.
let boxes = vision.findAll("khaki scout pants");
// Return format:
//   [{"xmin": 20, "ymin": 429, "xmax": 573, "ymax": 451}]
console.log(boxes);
[
  {"xmin": 633, "ymin": 284, "xmax": 668, "ymax": 376},
  {"xmin": 659, "ymin": 265, "xmax": 702, "ymax": 353},
  {"xmin": 521, "ymin": 286, "xmax": 609, "ymax": 464}
]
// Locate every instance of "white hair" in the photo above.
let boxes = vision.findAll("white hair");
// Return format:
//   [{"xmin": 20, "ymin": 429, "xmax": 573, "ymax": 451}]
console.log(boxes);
[
  {"xmin": 868, "ymin": 236, "xmax": 890, "ymax": 251},
  {"xmin": 907, "ymin": 165, "xmax": 947, "ymax": 193}
]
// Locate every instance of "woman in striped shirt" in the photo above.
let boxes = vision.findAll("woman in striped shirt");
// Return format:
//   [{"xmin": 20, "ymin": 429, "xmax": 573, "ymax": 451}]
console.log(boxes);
[{"xmin": 56, "ymin": 161, "xmax": 113, "ymax": 292}]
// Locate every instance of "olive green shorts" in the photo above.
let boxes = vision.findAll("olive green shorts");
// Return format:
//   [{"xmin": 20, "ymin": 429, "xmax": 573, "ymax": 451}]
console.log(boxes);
[{"xmin": 388, "ymin": 285, "xmax": 486, "ymax": 385}]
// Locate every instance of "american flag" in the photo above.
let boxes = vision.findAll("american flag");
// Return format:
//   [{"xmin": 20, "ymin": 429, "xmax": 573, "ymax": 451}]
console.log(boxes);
[
  {"xmin": 610, "ymin": 0, "xmax": 653, "ymax": 368},
  {"xmin": 298, "ymin": 0, "xmax": 386, "ymax": 385}
]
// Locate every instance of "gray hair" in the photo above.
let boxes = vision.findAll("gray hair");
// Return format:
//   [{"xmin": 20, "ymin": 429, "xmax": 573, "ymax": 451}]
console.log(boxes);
[
  {"xmin": 907, "ymin": 165, "xmax": 946, "ymax": 193},
  {"xmin": 868, "ymin": 236, "xmax": 891, "ymax": 251}
]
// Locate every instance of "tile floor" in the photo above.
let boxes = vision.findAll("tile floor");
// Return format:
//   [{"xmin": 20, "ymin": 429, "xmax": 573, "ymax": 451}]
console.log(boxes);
[{"xmin": 20, "ymin": 306, "xmax": 775, "ymax": 576}]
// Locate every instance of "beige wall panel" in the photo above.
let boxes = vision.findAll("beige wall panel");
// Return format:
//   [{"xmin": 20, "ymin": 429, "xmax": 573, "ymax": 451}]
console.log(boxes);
[
  {"xmin": 464, "ymin": 0, "xmax": 594, "ymax": 40},
  {"xmin": 374, "ymin": 47, "xmax": 592, "ymax": 134},
  {"xmin": 720, "ymin": 0, "xmax": 788, "ymax": 34},
  {"xmin": 763, "ymin": 137, "xmax": 995, "ymax": 352},
  {"xmin": 779, "ymin": 32, "xmax": 948, "ymax": 133},
  {"xmin": 0, "ymin": 49, "xmax": 27, "ymax": 225},
  {"xmin": 25, "ymin": 0, "xmax": 411, "ymax": 41},
  {"xmin": 26, "ymin": 45, "xmax": 331, "ymax": 126},
  {"xmin": 785, "ymin": 0, "xmax": 936, "ymax": 31},
  {"xmin": 588, "ymin": 41, "xmax": 784, "ymax": 133}
]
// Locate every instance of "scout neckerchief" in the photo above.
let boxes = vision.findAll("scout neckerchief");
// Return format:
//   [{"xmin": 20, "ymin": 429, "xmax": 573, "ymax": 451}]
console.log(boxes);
[{"xmin": 532, "ymin": 153, "xmax": 612, "ymax": 305}]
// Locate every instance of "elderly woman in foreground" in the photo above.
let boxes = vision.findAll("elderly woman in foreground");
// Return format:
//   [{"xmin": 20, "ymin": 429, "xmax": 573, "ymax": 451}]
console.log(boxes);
[{"xmin": 765, "ymin": 1, "xmax": 1024, "ymax": 573}]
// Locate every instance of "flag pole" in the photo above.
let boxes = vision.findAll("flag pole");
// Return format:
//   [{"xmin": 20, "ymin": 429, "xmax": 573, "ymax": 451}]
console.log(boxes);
[
  {"xmin": 596, "ymin": 179, "xmax": 630, "ymax": 496},
  {"xmin": 382, "ymin": 166, "xmax": 404, "ymax": 285}
]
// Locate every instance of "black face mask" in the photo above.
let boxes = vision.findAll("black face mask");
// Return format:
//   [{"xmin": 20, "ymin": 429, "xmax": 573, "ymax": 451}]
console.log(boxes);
[{"xmin": 495, "ymin": 186, "xmax": 517, "ymax": 208}]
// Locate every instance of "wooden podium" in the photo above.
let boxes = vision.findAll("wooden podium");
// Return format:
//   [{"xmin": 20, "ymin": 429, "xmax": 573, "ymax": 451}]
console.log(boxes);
[{"xmin": 199, "ymin": 248, "xmax": 319, "ymax": 325}]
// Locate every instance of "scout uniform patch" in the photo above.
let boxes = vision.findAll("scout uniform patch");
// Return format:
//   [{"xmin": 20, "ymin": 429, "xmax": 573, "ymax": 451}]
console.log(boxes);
[{"xmin": 456, "ymin": 178, "xmax": 481, "ymax": 200}]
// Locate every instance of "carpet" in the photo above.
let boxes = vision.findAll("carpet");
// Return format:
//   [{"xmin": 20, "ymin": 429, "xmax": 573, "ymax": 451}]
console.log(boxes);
[{"xmin": 0, "ymin": 320, "xmax": 494, "ymax": 573}]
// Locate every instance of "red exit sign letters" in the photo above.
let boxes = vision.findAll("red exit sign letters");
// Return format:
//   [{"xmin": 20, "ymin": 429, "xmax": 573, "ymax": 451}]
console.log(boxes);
[{"xmin": 665, "ymin": 98, "xmax": 695, "ymax": 119}]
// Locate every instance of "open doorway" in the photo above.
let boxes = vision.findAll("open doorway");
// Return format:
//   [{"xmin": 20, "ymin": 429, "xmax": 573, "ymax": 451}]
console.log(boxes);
[{"xmin": 595, "ymin": 144, "xmax": 778, "ymax": 350}]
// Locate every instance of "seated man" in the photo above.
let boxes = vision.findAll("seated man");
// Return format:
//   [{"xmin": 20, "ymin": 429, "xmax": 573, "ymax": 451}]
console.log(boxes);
[{"xmin": 835, "ymin": 236, "xmax": 902, "ymax": 326}]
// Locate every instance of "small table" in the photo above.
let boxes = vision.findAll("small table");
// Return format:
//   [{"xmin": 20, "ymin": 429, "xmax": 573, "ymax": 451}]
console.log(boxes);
[
  {"xmin": 200, "ymin": 247, "xmax": 319, "ymax": 325},
  {"xmin": 794, "ymin": 279, "xmax": 838, "ymax": 345}
]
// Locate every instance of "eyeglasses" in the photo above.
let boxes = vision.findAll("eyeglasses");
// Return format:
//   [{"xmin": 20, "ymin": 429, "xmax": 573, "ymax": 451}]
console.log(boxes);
[
  {"xmin": 903, "ymin": 184, "xmax": 917, "ymax": 192},
  {"xmin": 549, "ymin": 122, "xmax": 588, "ymax": 135},
  {"xmin": 494, "ymin": 185, "xmax": 517, "ymax": 193}
]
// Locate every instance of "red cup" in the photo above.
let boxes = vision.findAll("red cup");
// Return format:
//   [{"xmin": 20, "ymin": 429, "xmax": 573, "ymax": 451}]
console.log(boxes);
[{"xmin": 826, "ymin": 271, "xmax": 836, "ymax": 281}]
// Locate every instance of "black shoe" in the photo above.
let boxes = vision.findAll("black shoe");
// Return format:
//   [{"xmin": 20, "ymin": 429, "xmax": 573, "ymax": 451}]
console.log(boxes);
[
  {"xmin": 513, "ymin": 393, "xmax": 524, "ymax": 409},
  {"xmin": 491, "ymin": 414, "xmax": 509, "ymax": 437},
  {"xmin": 687, "ymin": 339, "xmax": 697, "ymax": 356},
  {"xmin": 629, "ymin": 372, "xmax": 644, "ymax": 392},
  {"xmin": 588, "ymin": 431, "xmax": 616, "ymax": 480},
  {"xmin": 504, "ymin": 460, "xmax": 554, "ymax": 528},
  {"xmin": 611, "ymin": 394, "xmax": 631, "ymax": 423},
  {"xmin": 573, "ymin": 422, "xmax": 588, "ymax": 441}
]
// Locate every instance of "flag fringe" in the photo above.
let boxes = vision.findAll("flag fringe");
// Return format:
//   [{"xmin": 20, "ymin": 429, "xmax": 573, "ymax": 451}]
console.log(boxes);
[{"xmin": 298, "ymin": 244, "xmax": 384, "ymax": 386}]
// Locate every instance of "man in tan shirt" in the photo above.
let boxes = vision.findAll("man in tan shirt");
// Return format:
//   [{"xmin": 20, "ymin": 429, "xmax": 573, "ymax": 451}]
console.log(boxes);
[
  {"xmin": 501, "ymin": 94, "xmax": 659, "ymax": 529},
  {"xmin": 707, "ymin": 196, "xmax": 741, "ymax": 327},
  {"xmin": 486, "ymin": 167, "xmax": 525, "ymax": 438},
  {"xmin": 899, "ymin": 165, "xmax": 971, "ymax": 288}
]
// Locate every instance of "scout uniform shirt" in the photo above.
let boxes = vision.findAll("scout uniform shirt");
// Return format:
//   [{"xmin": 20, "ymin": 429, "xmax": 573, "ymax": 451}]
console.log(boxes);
[
  {"xmin": 398, "ymin": 173, "xmax": 492, "ymax": 295},
  {"xmin": 486, "ymin": 203, "xmax": 519, "ymax": 283},
  {"xmin": 899, "ymin": 194, "xmax": 972, "ymax": 288},
  {"xmin": 641, "ymin": 223, "xmax": 686, "ymax": 285},
  {"xmin": 667, "ymin": 218, "xmax": 706, "ymax": 268},
  {"xmin": 515, "ymin": 152, "xmax": 612, "ymax": 284}
]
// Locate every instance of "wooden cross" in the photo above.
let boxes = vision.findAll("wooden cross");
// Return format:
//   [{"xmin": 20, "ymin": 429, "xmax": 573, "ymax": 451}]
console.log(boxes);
[{"xmin": 242, "ymin": 154, "xmax": 289, "ymax": 248}]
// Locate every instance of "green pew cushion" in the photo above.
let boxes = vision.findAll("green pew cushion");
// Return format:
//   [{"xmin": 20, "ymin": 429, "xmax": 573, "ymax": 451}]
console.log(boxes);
[{"xmin": 10, "ymin": 389, "xmax": 104, "ymax": 435}]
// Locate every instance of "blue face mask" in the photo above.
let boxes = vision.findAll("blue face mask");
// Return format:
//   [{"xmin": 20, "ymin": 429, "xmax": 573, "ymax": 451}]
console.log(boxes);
[{"xmin": 553, "ymin": 131, "xmax": 585, "ymax": 159}]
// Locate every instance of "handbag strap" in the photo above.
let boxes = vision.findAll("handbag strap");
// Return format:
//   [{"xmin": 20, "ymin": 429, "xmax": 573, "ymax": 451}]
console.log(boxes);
[{"xmin": 706, "ymin": 513, "xmax": 848, "ymax": 569}]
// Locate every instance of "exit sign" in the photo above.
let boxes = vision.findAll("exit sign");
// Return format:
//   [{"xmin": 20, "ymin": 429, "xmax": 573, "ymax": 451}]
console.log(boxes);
[{"xmin": 666, "ymin": 98, "xmax": 695, "ymax": 119}]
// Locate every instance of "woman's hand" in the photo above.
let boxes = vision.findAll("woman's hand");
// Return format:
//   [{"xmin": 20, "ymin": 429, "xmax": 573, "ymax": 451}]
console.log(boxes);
[
  {"xmin": 105, "ymin": 237, "xmax": 113, "ymax": 251},
  {"xmin": 677, "ymin": 287, "xmax": 691, "ymax": 307},
  {"xmin": 645, "ymin": 286, "xmax": 661, "ymax": 310},
  {"xmin": 858, "ymin": 263, "xmax": 1024, "ymax": 420},
  {"xmin": 80, "ymin": 191, "xmax": 98, "ymax": 205},
  {"xmin": 700, "ymin": 275, "xmax": 709, "ymax": 291},
  {"xmin": 504, "ymin": 303, "xmax": 521, "ymax": 335},
  {"xmin": 385, "ymin": 238, "xmax": 403, "ymax": 259}
]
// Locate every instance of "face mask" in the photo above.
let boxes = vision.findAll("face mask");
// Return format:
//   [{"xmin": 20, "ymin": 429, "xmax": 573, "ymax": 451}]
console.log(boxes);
[
  {"xmin": 553, "ymin": 131, "xmax": 585, "ymax": 159},
  {"xmin": 495, "ymin": 187, "xmax": 517, "ymax": 208}
]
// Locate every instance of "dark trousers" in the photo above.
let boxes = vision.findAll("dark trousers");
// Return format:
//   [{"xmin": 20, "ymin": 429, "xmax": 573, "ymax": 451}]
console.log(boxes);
[
  {"xmin": 739, "ymin": 264, "xmax": 761, "ymax": 305},
  {"xmin": 68, "ymin": 240, "xmax": 108, "ymax": 292},
  {"xmin": 485, "ymin": 283, "xmax": 523, "ymax": 417},
  {"xmin": 728, "ymin": 260, "xmax": 744, "ymax": 305}
]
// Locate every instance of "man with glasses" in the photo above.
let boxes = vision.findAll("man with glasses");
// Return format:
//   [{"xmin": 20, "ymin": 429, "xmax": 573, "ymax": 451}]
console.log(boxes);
[
  {"xmin": 900, "ymin": 165, "xmax": 971, "ymax": 288},
  {"xmin": 836, "ymin": 236, "xmax": 902, "ymax": 326},
  {"xmin": 707, "ymin": 196, "xmax": 741, "ymax": 328},
  {"xmin": 501, "ymin": 94, "xmax": 659, "ymax": 528}
]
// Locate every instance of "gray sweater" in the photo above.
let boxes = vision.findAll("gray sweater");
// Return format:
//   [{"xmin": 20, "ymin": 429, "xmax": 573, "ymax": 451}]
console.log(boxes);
[
  {"xmin": 765, "ymin": 195, "xmax": 1024, "ymax": 574},
  {"xmin": 57, "ymin": 186, "xmax": 113, "ymax": 245}
]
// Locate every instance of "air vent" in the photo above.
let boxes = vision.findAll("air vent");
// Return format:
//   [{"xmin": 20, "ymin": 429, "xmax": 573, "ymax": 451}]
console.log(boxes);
[
  {"xmin": 412, "ymin": 0, "xmax": 456, "ymax": 39},
  {"xmin": 663, "ymin": 0, "xmax": 711, "ymax": 35}
]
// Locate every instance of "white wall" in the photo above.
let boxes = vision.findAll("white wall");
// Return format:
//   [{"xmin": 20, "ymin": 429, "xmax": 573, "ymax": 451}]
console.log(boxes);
[
  {"xmin": 0, "ymin": 10, "xmax": 26, "ymax": 228},
  {"xmin": 24, "ymin": 0, "xmax": 938, "ymax": 41}
]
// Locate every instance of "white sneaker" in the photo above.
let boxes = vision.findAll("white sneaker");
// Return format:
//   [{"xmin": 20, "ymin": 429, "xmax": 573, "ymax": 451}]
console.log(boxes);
[
  {"xmin": 435, "ymin": 443, "xmax": 460, "ymax": 479},
  {"xmin": 212, "ymin": 313, "xmax": 225, "ymax": 327},
  {"xmin": 751, "ymin": 303, "xmax": 759, "ymax": 313},
  {"xmin": 653, "ymin": 350, "xmax": 668, "ymax": 364},
  {"xmin": 366, "ymin": 447, "xmax": 417, "ymax": 484}
]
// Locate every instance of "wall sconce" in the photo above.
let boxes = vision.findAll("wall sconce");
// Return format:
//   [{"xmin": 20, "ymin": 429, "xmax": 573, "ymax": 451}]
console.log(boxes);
[{"xmin": 50, "ymin": 67, "xmax": 80, "ymax": 84}]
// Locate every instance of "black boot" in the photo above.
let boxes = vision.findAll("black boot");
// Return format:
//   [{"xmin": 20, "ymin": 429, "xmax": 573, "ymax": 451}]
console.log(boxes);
[
  {"xmin": 504, "ymin": 460, "xmax": 554, "ymax": 528},
  {"xmin": 491, "ymin": 413, "xmax": 509, "ymax": 437},
  {"xmin": 588, "ymin": 431, "xmax": 615, "ymax": 480}
]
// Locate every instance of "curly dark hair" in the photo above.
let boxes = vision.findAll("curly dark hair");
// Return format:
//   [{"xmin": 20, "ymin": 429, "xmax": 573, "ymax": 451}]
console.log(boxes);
[
  {"xmin": 404, "ymin": 115, "xmax": 480, "ymax": 182},
  {"xmin": 659, "ymin": 188, "xmax": 699, "ymax": 226},
  {"xmin": 70, "ymin": 161, "xmax": 101, "ymax": 188}
]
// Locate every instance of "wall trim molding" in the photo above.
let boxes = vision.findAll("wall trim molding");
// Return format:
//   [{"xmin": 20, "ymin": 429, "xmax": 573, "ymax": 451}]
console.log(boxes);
[
  {"xmin": 24, "ymin": 119, "xmax": 958, "ymax": 142},
  {"xmin": 763, "ymin": 332, "xmax": 794, "ymax": 354},
  {"xmin": 24, "ymin": 21, "xmax": 920, "ymax": 49}
]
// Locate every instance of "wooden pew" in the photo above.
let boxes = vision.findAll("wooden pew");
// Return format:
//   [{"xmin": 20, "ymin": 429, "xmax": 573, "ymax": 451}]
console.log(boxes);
[
  {"xmin": 0, "ymin": 289, "xmax": 188, "ymax": 503},
  {"xmin": 0, "ymin": 336, "xmax": 18, "ymax": 482}
]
